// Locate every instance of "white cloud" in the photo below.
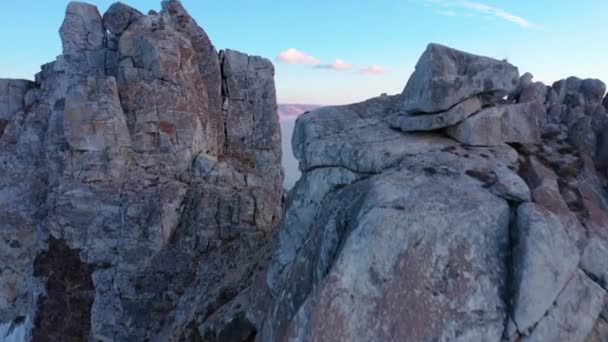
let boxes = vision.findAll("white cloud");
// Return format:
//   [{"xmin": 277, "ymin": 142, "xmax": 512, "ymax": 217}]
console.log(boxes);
[
  {"xmin": 276, "ymin": 48, "xmax": 320, "ymax": 65},
  {"xmin": 315, "ymin": 59, "xmax": 353, "ymax": 71},
  {"xmin": 438, "ymin": 10, "xmax": 457, "ymax": 16},
  {"xmin": 425, "ymin": 0, "xmax": 539, "ymax": 29},
  {"xmin": 359, "ymin": 65, "xmax": 388, "ymax": 75}
]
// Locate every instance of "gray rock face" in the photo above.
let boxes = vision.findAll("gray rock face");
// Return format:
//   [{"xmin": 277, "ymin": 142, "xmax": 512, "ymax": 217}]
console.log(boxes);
[
  {"xmin": 0, "ymin": 1, "xmax": 283, "ymax": 341},
  {"xmin": 402, "ymin": 43, "xmax": 519, "ymax": 113},
  {"xmin": 511, "ymin": 203, "xmax": 579, "ymax": 334},
  {"xmin": 256, "ymin": 43, "xmax": 608, "ymax": 342},
  {"xmin": 389, "ymin": 96, "xmax": 483, "ymax": 132},
  {"xmin": 3, "ymin": 10, "xmax": 608, "ymax": 341},
  {"xmin": 543, "ymin": 76, "xmax": 608, "ymax": 177},
  {"xmin": 446, "ymin": 101, "xmax": 543, "ymax": 146},
  {"xmin": 522, "ymin": 270, "xmax": 605, "ymax": 342},
  {"xmin": 0, "ymin": 80, "xmax": 35, "ymax": 138},
  {"xmin": 519, "ymin": 82, "xmax": 548, "ymax": 104},
  {"xmin": 581, "ymin": 237, "xmax": 608, "ymax": 289},
  {"xmin": 264, "ymin": 133, "xmax": 518, "ymax": 341},
  {"xmin": 260, "ymin": 84, "xmax": 529, "ymax": 341},
  {"xmin": 102, "ymin": 2, "xmax": 143, "ymax": 35}
]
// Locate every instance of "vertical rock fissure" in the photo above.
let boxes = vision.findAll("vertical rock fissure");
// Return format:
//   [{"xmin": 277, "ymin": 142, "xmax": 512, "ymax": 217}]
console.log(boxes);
[{"xmin": 502, "ymin": 200, "xmax": 521, "ymax": 340}]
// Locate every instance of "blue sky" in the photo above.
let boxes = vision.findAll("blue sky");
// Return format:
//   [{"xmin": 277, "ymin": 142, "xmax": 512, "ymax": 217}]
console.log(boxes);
[{"xmin": 1, "ymin": 0, "xmax": 606, "ymax": 105}]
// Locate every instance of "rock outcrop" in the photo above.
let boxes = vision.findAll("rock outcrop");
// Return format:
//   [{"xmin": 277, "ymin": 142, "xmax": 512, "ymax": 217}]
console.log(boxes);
[
  {"xmin": 402, "ymin": 43, "xmax": 519, "ymax": 113},
  {"xmin": 0, "ymin": 1, "xmax": 282, "ymax": 341},
  {"xmin": 2, "ymin": 4, "xmax": 608, "ymax": 341},
  {"xmin": 259, "ymin": 44, "xmax": 608, "ymax": 342}
]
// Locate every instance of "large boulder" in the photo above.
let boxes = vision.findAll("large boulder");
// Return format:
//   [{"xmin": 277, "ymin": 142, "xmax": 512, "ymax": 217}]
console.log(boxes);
[
  {"xmin": 446, "ymin": 101, "xmax": 543, "ymax": 146},
  {"xmin": 102, "ymin": 2, "xmax": 142, "ymax": 35},
  {"xmin": 402, "ymin": 43, "xmax": 519, "ymax": 113},
  {"xmin": 521, "ymin": 270, "xmax": 606, "ymax": 342},
  {"xmin": 59, "ymin": 2, "xmax": 105, "ymax": 53},
  {"xmin": 519, "ymin": 81, "xmax": 548, "ymax": 104},
  {"xmin": 581, "ymin": 78, "xmax": 607, "ymax": 105},
  {"xmin": 511, "ymin": 203, "xmax": 579, "ymax": 334},
  {"xmin": 581, "ymin": 237, "xmax": 608, "ymax": 290}
]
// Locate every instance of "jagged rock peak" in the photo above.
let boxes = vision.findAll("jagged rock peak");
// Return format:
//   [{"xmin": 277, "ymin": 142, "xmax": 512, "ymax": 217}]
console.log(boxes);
[{"xmin": 0, "ymin": 1, "xmax": 282, "ymax": 341}]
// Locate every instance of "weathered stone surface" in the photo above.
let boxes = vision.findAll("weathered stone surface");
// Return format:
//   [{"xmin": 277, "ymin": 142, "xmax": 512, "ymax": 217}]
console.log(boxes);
[
  {"xmin": 402, "ymin": 43, "xmax": 519, "ymax": 113},
  {"xmin": 265, "ymin": 161, "xmax": 511, "ymax": 341},
  {"xmin": 0, "ymin": 1, "xmax": 283, "ymax": 341},
  {"xmin": 389, "ymin": 96, "xmax": 483, "ymax": 132},
  {"xmin": 446, "ymin": 101, "xmax": 542, "ymax": 146},
  {"xmin": 292, "ymin": 95, "xmax": 459, "ymax": 173},
  {"xmin": 587, "ymin": 315, "xmax": 608, "ymax": 342},
  {"xmin": 581, "ymin": 237, "xmax": 608, "ymax": 290},
  {"xmin": 522, "ymin": 270, "xmax": 606, "ymax": 342},
  {"xmin": 514, "ymin": 72, "xmax": 534, "ymax": 97},
  {"xmin": 3, "ymin": 11, "xmax": 608, "ymax": 342},
  {"xmin": 511, "ymin": 203, "xmax": 580, "ymax": 334},
  {"xmin": 581, "ymin": 79, "xmax": 607, "ymax": 105},
  {"xmin": 596, "ymin": 126, "xmax": 608, "ymax": 168},
  {"xmin": 220, "ymin": 49, "xmax": 283, "ymax": 195},
  {"xmin": 60, "ymin": 2, "xmax": 105, "ymax": 54},
  {"xmin": 102, "ymin": 2, "xmax": 142, "ymax": 35},
  {"xmin": 520, "ymin": 82, "xmax": 548, "ymax": 104},
  {"xmin": 0, "ymin": 79, "xmax": 35, "ymax": 121},
  {"xmin": 261, "ymin": 74, "xmax": 535, "ymax": 340}
]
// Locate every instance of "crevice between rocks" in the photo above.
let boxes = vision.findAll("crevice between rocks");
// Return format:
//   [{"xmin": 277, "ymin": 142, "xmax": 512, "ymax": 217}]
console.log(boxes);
[
  {"xmin": 31, "ymin": 237, "xmax": 98, "ymax": 342},
  {"xmin": 501, "ymin": 200, "xmax": 521, "ymax": 341}
]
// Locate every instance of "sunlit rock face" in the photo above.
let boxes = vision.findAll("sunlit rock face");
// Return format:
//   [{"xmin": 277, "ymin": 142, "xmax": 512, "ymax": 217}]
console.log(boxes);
[
  {"xmin": 259, "ymin": 44, "xmax": 608, "ymax": 342},
  {"xmin": 0, "ymin": 1, "xmax": 282, "ymax": 340},
  {"xmin": 2, "ymin": 2, "xmax": 608, "ymax": 342}
]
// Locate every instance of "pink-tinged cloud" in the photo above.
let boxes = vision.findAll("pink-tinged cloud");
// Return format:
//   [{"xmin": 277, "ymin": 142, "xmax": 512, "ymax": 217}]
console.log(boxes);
[
  {"xmin": 275, "ymin": 48, "xmax": 320, "ymax": 65},
  {"xmin": 315, "ymin": 59, "xmax": 353, "ymax": 71},
  {"xmin": 358, "ymin": 65, "xmax": 388, "ymax": 75}
]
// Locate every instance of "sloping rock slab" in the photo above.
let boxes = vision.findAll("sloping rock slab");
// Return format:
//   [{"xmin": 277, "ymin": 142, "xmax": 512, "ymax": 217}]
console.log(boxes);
[
  {"xmin": 522, "ymin": 270, "xmax": 605, "ymax": 342},
  {"xmin": 389, "ymin": 96, "xmax": 482, "ymax": 132},
  {"xmin": 511, "ymin": 203, "xmax": 579, "ymax": 333}
]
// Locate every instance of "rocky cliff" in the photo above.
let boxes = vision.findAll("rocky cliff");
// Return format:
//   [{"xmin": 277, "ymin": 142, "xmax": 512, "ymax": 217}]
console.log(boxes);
[
  {"xmin": 3, "ymin": 2, "xmax": 608, "ymax": 342},
  {"xmin": 259, "ymin": 44, "xmax": 608, "ymax": 341},
  {"xmin": 0, "ymin": 1, "xmax": 282, "ymax": 341}
]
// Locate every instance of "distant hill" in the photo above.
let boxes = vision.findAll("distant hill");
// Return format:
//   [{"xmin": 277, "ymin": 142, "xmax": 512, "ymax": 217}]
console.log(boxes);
[{"xmin": 278, "ymin": 103, "xmax": 322, "ymax": 118}]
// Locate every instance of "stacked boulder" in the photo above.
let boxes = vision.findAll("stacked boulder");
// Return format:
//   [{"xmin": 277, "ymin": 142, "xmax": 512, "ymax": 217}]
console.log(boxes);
[
  {"xmin": 259, "ymin": 44, "xmax": 608, "ymax": 342},
  {"xmin": 390, "ymin": 43, "xmax": 543, "ymax": 146}
]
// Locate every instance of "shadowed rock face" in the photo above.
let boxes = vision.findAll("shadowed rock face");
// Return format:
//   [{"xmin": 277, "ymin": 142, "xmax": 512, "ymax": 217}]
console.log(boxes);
[
  {"xmin": 32, "ymin": 238, "xmax": 97, "ymax": 342},
  {"xmin": 0, "ymin": 1, "xmax": 282, "ymax": 341}
]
